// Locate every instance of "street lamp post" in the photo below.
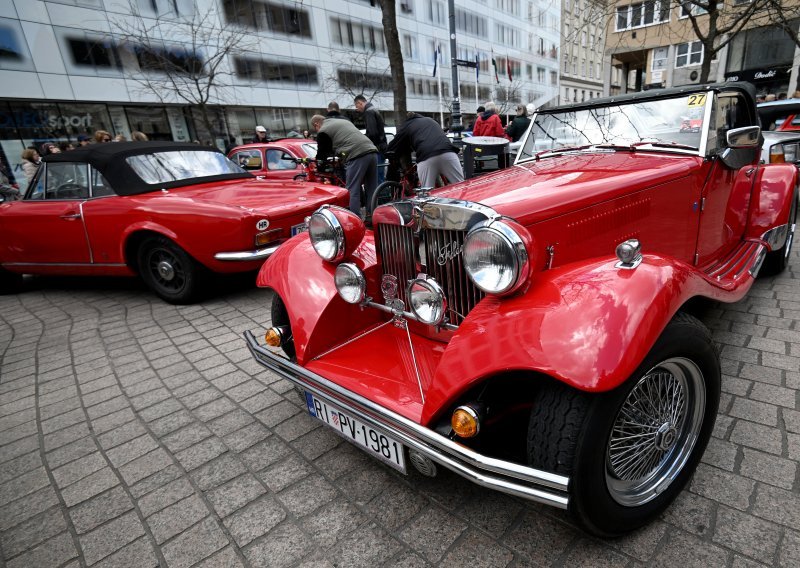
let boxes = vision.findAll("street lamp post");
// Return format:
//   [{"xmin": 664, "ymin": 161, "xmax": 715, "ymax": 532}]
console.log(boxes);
[{"xmin": 448, "ymin": 0, "xmax": 462, "ymax": 140}]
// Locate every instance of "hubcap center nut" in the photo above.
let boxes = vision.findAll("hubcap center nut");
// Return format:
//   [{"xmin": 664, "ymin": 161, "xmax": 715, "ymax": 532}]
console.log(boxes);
[
  {"xmin": 655, "ymin": 422, "xmax": 677, "ymax": 451},
  {"xmin": 157, "ymin": 260, "xmax": 175, "ymax": 281}
]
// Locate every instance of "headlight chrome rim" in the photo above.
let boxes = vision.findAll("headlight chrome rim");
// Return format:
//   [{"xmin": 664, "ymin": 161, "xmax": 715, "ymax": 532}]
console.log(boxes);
[
  {"xmin": 334, "ymin": 263, "xmax": 366, "ymax": 304},
  {"xmin": 463, "ymin": 220, "xmax": 529, "ymax": 295},
  {"xmin": 308, "ymin": 206, "xmax": 345, "ymax": 262},
  {"xmin": 407, "ymin": 277, "xmax": 447, "ymax": 326}
]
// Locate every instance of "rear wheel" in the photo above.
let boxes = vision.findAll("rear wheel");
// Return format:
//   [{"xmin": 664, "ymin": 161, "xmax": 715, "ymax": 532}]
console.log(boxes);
[
  {"xmin": 137, "ymin": 236, "xmax": 204, "ymax": 304},
  {"xmin": 762, "ymin": 189, "xmax": 797, "ymax": 275},
  {"xmin": 370, "ymin": 181, "xmax": 402, "ymax": 212},
  {"xmin": 527, "ymin": 312, "xmax": 720, "ymax": 536},
  {"xmin": 0, "ymin": 267, "xmax": 23, "ymax": 295}
]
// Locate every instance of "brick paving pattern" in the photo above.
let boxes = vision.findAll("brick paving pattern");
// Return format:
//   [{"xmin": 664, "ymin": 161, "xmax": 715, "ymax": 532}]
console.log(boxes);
[{"xmin": 0, "ymin": 251, "xmax": 797, "ymax": 567}]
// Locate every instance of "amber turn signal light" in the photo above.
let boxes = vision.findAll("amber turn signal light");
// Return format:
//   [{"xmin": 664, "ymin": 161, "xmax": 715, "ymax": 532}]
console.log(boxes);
[
  {"xmin": 264, "ymin": 327, "xmax": 284, "ymax": 347},
  {"xmin": 451, "ymin": 406, "xmax": 480, "ymax": 438}
]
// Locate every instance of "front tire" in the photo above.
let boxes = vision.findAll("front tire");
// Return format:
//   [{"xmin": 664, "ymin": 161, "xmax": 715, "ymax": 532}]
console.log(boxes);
[
  {"xmin": 527, "ymin": 312, "xmax": 720, "ymax": 536},
  {"xmin": 137, "ymin": 236, "xmax": 204, "ymax": 304},
  {"xmin": 0, "ymin": 267, "xmax": 23, "ymax": 295},
  {"xmin": 762, "ymin": 189, "xmax": 797, "ymax": 275}
]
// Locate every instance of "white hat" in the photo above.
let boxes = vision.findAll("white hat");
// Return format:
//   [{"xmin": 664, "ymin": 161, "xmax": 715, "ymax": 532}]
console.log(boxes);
[{"xmin": 255, "ymin": 125, "xmax": 267, "ymax": 132}]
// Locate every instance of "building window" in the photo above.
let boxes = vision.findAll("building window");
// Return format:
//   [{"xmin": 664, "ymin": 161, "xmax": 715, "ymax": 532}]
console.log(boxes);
[
  {"xmin": 675, "ymin": 41, "xmax": 703, "ymax": 68},
  {"xmin": 680, "ymin": 1, "xmax": 707, "ymax": 17},
  {"xmin": 402, "ymin": 34, "xmax": 417, "ymax": 61},
  {"xmin": 339, "ymin": 69, "xmax": 392, "ymax": 92},
  {"xmin": 455, "ymin": 8, "xmax": 488, "ymax": 38},
  {"xmin": 68, "ymin": 37, "xmax": 122, "ymax": 69},
  {"xmin": 615, "ymin": 1, "xmax": 669, "ymax": 32},
  {"xmin": 0, "ymin": 19, "xmax": 30, "ymax": 66},
  {"xmin": 330, "ymin": 17, "xmax": 386, "ymax": 52},
  {"xmin": 222, "ymin": 0, "xmax": 312, "ymax": 38},
  {"xmin": 495, "ymin": 0, "xmax": 520, "ymax": 15},
  {"xmin": 133, "ymin": 45, "xmax": 203, "ymax": 75},
  {"xmin": 652, "ymin": 46, "xmax": 668, "ymax": 71},
  {"xmin": 427, "ymin": 0, "xmax": 446, "ymax": 25},
  {"xmin": 495, "ymin": 23, "xmax": 521, "ymax": 47},
  {"xmin": 234, "ymin": 56, "xmax": 318, "ymax": 85}
]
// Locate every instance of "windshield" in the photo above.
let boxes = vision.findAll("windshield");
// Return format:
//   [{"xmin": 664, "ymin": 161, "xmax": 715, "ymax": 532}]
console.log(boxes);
[
  {"xmin": 126, "ymin": 151, "xmax": 245, "ymax": 184},
  {"xmin": 518, "ymin": 93, "xmax": 708, "ymax": 160},
  {"xmin": 301, "ymin": 143, "xmax": 317, "ymax": 159}
]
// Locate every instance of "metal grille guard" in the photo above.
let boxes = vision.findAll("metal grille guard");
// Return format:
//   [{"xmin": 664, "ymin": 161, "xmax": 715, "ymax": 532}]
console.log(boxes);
[{"xmin": 244, "ymin": 331, "xmax": 570, "ymax": 509}]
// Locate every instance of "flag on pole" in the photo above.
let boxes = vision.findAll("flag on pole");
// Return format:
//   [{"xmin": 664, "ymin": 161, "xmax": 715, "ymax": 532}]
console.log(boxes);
[
  {"xmin": 507, "ymin": 56, "xmax": 513, "ymax": 82},
  {"xmin": 491, "ymin": 50, "xmax": 499, "ymax": 83},
  {"xmin": 432, "ymin": 43, "xmax": 440, "ymax": 77},
  {"xmin": 475, "ymin": 53, "xmax": 479, "ymax": 81}
]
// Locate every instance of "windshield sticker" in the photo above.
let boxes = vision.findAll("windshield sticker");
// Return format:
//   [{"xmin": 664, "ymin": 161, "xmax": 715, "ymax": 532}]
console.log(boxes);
[{"xmin": 687, "ymin": 94, "xmax": 707, "ymax": 108}]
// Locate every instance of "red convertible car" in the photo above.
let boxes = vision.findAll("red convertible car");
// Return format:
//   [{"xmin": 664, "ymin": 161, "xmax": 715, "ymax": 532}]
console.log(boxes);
[
  {"xmin": 245, "ymin": 83, "xmax": 797, "ymax": 535},
  {"xmin": 0, "ymin": 142, "xmax": 348, "ymax": 303},
  {"xmin": 227, "ymin": 139, "xmax": 316, "ymax": 180}
]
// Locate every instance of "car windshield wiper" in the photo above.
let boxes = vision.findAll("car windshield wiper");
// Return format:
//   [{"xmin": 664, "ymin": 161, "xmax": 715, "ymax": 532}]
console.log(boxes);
[
  {"xmin": 535, "ymin": 145, "xmax": 595, "ymax": 158},
  {"xmin": 631, "ymin": 140, "xmax": 699, "ymax": 151}
]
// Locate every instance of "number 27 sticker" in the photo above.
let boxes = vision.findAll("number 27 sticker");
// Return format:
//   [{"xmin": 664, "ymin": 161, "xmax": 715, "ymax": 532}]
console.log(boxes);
[{"xmin": 687, "ymin": 94, "xmax": 707, "ymax": 107}]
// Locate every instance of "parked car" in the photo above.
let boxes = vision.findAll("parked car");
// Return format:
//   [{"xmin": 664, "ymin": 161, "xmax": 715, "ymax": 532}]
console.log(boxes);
[
  {"xmin": 757, "ymin": 100, "xmax": 800, "ymax": 166},
  {"xmin": 227, "ymin": 139, "xmax": 317, "ymax": 179},
  {"xmin": 244, "ymin": 83, "xmax": 797, "ymax": 536},
  {"xmin": 0, "ymin": 141, "xmax": 348, "ymax": 303}
]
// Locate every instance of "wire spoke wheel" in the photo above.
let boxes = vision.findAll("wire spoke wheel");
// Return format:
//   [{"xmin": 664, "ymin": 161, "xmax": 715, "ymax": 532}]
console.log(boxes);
[
  {"xmin": 146, "ymin": 246, "xmax": 187, "ymax": 294},
  {"xmin": 605, "ymin": 357, "xmax": 705, "ymax": 507}
]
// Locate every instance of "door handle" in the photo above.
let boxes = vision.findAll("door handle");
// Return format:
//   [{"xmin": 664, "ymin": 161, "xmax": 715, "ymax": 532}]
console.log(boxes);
[{"xmin": 60, "ymin": 212, "xmax": 81, "ymax": 220}]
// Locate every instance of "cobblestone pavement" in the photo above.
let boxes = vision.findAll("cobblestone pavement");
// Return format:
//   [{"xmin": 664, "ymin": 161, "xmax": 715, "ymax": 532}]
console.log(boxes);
[{"xmin": 0, "ymin": 257, "xmax": 798, "ymax": 568}]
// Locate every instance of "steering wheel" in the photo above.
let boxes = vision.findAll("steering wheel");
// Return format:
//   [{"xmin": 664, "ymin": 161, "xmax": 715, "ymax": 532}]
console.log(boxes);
[{"xmin": 54, "ymin": 183, "xmax": 86, "ymax": 199}]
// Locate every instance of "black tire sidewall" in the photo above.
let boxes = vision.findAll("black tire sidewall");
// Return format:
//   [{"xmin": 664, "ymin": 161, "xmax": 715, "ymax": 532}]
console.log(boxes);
[
  {"xmin": 138, "ymin": 236, "xmax": 200, "ymax": 304},
  {"xmin": 370, "ymin": 181, "xmax": 402, "ymax": 212},
  {"xmin": 569, "ymin": 315, "xmax": 721, "ymax": 537},
  {"xmin": 762, "ymin": 188, "xmax": 798, "ymax": 276}
]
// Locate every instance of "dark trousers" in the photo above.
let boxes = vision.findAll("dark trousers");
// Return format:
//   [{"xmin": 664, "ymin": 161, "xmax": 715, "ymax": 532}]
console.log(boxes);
[{"xmin": 345, "ymin": 152, "xmax": 378, "ymax": 215}]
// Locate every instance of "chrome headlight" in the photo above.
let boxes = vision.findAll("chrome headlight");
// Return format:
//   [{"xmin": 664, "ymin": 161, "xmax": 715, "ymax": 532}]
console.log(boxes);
[
  {"xmin": 407, "ymin": 277, "xmax": 446, "ymax": 325},
  {"xmin": 308, "ymin": 208, "xmax": 344, "ymax": 262},
  {"xmin": 335, "ymin": 263, "xmax": 366, "ymax": 304},
  {"xmin": 463, "ymin": 220, "xmax": 529, "ymax": 295}
]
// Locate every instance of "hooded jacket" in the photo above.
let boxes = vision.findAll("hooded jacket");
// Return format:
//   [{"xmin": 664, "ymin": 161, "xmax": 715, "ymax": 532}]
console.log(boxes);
[
  {"xmin": 472, "ymin": 109, "xmax": 506, "ymax": 138},
  {"xmin": 386, "ymin": 113, "xmax": 456, "ymax": 163},
  {"xmin": 362, "ymin": 102, "xmax": 388, "ymax": 153}
]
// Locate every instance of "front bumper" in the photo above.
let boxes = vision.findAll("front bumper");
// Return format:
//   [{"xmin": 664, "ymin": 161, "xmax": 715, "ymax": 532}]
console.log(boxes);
[
  {"xmin": 244, "ymin": 330, "xmax": 570, "ymax": 509},
  {"xmin": 214, "ymin": 243, "xmax": 280, "ymax": 261}
]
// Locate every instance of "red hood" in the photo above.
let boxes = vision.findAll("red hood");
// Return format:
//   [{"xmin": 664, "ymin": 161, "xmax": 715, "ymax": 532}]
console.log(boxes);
[
  {"xmin": 165, "ymin": 178, "xmax": 347, "ymax": 219},
  {"xmin": 434, "ymin": 152, "xmax": 703, "ymax": 225}
]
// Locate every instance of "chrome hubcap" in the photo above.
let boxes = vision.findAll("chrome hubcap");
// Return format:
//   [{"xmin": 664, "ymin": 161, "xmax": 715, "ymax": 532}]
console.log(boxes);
[
  {"xmin": 157, "ymin": 260, "xmax": 175, "ymax": 281},
  {"xmin": 606, "ymin": 357, "xmax": 705, "ymax": 507}
]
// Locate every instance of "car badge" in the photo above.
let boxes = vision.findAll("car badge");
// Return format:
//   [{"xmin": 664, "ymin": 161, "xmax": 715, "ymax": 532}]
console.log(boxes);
[
  {"xmin": 256, "ymin": 219, "xmax": 269, "ymax": 231},
  {"xmin": 437, "ymin": 241, "xmax": 463, "ymax": 266},
  {"xmin": 381, "ymin": 274, "xmax": 399, "ymax": 302}
]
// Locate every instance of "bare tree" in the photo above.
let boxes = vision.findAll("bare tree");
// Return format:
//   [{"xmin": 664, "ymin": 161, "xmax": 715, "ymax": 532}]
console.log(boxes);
[
  {"xmin": 322, "ymin": 50, "xmax": 392, "ymax": 107},
  {"xmin": 109, "ymin": 1, "xmax": 253, "ymax": 139},
  {"xmin": 378, "ymin": 0, "xmax": 407, "ymax": 125}
]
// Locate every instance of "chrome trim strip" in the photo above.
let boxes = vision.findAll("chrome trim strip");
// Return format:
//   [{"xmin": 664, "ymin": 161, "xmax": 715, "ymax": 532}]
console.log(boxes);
[
  {"xmin": 244, "ymin": 331, "xmax": 570, "ymax": 509},
  {"xmin": 761, "ymin": 223, "xmax": 789, "ymax": 251},
  {"xmin": 214, "ymin": 244, "xmax": 279, "ymax": 261},
  {"xmin": 749, "ymin": 244, "xmax": 767, "ymax": 277},
  {"xmin": 3, "ymin": 262, "xmax": 126, "ymax": 268},
  {"xmin": 78, "ymin": 200, "xmax": 94, "ymax": 264}
]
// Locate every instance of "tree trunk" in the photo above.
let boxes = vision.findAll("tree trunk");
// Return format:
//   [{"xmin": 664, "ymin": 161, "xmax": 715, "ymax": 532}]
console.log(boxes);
[{"xmin": 379, "ymin": 0, "xmax": 406, "ymax": 125}]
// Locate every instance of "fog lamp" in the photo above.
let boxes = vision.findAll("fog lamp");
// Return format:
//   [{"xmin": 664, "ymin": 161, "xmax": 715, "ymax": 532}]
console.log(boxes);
[
  {"xmin": 407, "ymin": 277, "xmax": 446, "ymax": 326},
  {"xmin": 264, "ymin": 327, "xmax": 285, "ymax": 347},
  {"xmin": 615, "ymin": 239, "xmax": 642, "ymax": 269},
  {"xmin": 334, "ymin": 263, "xmax": 366, "ymax": 304},
  {"xmin": 451, "ymin": 406, "xmax": 480, "ymax": 438}
]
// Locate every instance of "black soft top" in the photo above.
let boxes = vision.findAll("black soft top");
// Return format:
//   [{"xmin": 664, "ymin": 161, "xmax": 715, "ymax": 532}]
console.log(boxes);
[
  {"xmin": 42, "ymin": 141, "xmax": 252, "ymax": 196},
  {"xmin": 541, "ymin": 81, "xmax": 758, "ymax": 115}
]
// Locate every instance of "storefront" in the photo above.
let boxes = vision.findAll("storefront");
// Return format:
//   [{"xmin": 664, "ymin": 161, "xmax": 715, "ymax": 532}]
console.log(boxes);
[
  {"xmin": 725, "ymin": 25, "xmax": 795, "ymax": 97},
  {"xmin": 724, "ymin": 66, "xmax": 793, "ymax": 98}
]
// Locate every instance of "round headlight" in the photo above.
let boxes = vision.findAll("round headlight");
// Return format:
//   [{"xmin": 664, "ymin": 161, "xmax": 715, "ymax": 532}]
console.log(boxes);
[
  {"xmin": 463, "ymin": 220, "xmax": 529, "ymax": 295},
  {"xmin": 407, "ymin": 277, "xmax": 446, "ymax": 326},
  {"xmin": 334, "ymin": 263, "xmax": 366, "ymax": 304},
  {"xmin": 308, "ymin": 208, "xmax": 344, "ymax": 262}
]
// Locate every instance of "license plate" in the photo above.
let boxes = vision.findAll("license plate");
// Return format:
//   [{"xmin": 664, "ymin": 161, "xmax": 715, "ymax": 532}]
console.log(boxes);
[
  {"xmin": 304, "ymin": 392, "xmax": 406, "ymax": 473},
  {"xmin": 291, "ymin": 223, "xmax": 307, "ymax": 236}
]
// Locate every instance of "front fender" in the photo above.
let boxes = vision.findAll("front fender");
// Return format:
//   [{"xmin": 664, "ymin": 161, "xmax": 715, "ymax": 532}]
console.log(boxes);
[
  {"xmin": 256, "ymin": 233, "xmax": 383, "ymax": 364},
  {"xmin": 746, "ymin": 164, "xmax": 798, "ymax": 248},
  {"xmin": 432, "ymin": 254, "xmax": 748, "ymax": 401}
]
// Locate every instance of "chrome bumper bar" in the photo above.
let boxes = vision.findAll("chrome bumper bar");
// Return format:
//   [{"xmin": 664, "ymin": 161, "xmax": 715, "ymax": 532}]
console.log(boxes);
[
  {"xmin": 244, "ymin": 331, "xmax": 570, "ymax": 509},
  {"xmin": 215, "ymin": 244, "xmax": 280, "ymax": 261}
]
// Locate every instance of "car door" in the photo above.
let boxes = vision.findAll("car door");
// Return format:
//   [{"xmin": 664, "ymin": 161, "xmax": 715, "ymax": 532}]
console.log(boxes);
[
  {"xmin": 230, "ymin": 148, "xmax": 265, "ymax": 175},
  {"xmin": 695, "ymin": 91, "xmax": 758, "ymax": 267},
  {"xmin": 0, "ymin": 162, "xmax": 92, "ymax": 267}
]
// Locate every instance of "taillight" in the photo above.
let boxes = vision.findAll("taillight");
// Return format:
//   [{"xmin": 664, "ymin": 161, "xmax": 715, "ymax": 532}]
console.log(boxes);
[{"xmin": 770, "ymin": 145, "xmax": 786, "ymax": 163}]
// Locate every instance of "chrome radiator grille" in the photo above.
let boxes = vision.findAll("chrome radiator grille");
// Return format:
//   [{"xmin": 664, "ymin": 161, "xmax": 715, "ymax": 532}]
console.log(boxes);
[{"xmin": 376, "ymin": 224, "xmax": 484, "ymax": 326}]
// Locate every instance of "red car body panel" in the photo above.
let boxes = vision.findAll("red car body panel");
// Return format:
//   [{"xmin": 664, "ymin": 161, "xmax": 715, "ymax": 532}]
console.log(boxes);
[{"xmin": 745, "ymin": 164, "xmax": 798, "ymax": 240}]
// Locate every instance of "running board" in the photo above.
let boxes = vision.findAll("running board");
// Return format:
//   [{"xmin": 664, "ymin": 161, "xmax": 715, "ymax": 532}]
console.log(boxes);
[{"xmin": 702, "ymin": 241, "xmax": 766, "ymax": 285}]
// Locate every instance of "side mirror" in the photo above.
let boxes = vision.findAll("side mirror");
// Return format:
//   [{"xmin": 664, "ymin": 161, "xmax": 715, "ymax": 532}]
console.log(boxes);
[{"xmin": 726, "ymin": 125, "xmax": 760, "ymax": 148}]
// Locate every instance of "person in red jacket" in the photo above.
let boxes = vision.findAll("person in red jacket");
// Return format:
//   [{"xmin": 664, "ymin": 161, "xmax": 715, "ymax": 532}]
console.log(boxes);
[{"xmin": 472, "ymin": 102, "xmax": 506, "ymax": 138}]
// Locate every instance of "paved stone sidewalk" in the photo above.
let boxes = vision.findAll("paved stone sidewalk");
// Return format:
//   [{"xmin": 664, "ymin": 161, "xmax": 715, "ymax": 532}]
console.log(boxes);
[{"xmin": 0, "ymin": 257, "xmax": 798, "ymax": 567}]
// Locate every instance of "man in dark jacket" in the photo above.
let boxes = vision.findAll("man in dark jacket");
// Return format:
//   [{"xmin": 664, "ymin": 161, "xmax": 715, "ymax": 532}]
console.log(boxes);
[
  {"xmin": 311, "ymin": 114, "xmax": 378, "ymax": 216},
  {"xmin": 387, "ymin": 113, "xmax": 464, "ymax": 188},
  {"xmin": 354, "ymin": 94, "xmax": 388, "ymax": 183},
  {"xmin": 326, "ymin": 101, "xmax": 348, "ymax": 120}
]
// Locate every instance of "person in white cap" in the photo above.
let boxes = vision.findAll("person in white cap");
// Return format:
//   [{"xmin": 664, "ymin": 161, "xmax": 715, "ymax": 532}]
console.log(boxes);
[{"xmin": 251, "ymin": 125, "xmax": 270, "ymax": 143}]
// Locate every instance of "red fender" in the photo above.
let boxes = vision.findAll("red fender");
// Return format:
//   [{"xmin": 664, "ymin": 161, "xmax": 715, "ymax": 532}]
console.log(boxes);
[
  {"xmin": 431, "ymin": 254, "xmax": 754, "ymax": 403},
  {"xmin": 746, "ymin": 164, "xmax": 798, "ymax": 246}
]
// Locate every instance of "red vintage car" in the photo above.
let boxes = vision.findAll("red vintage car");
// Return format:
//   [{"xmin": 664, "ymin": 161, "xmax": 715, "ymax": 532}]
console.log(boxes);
[
  {"xmin": 245, "ymin": 83, "xmax": 797, "ymax": 535},
  {"xmin": 227, "ymin": 139, "xmax": 317, "ymax": 180},
  {"xmin": 0, "ymin": 142, "xmax": 348, "ymax": 303}
]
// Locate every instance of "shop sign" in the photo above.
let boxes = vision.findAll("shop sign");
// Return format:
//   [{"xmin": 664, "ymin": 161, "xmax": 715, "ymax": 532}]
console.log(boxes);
[
  {"xmin": 725, "ymin": 66, "xmax": 791, "ymax": 83},
  {"xmin": 0, "ymin": 111, "xmax": 93, "ymax": 130}
]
